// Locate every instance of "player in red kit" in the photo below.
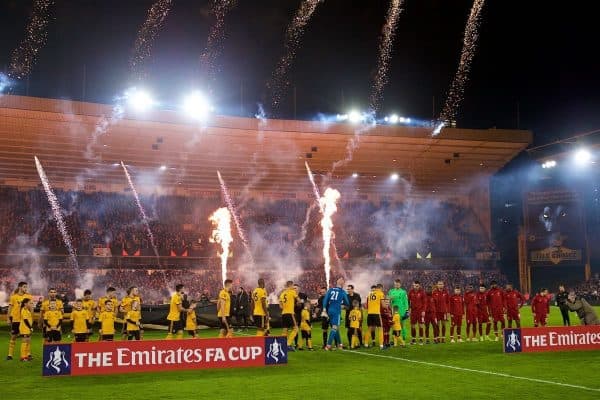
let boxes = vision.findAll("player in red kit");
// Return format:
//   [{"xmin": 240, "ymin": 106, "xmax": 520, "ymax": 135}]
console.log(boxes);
[
  {"xmin": 448, "ymin": 287, "xmax": 464, "ymax": 343},
  {"xmin": 531, "ymin": 288, "xmax": 550, "ymax": 327},
  {"xmin": 463, "ymin": 284, "xmax": 478, "ymax": 341},
  {"xmin": 424, "ymin": 288, "xmax": 439, "ymax": 344},
  {"xmin": 486, "ymin": 281, "xmax": 506, "ymax": 341},
  {"xmin": 381, "ymin": 298, "xmax": 393, "ymax": 348},
  {"xmin": 432, "ymin": 280, "xmax": 450, "ymax": 343},
  {"xmin": 408, "ymin": 281, "xmax": 426, "ymax": 345},
  {"xmin": 476, "ymin": 284, "xmax": 492, "ymax": 341},
  {"xmin": 504, "ymin": 283, "xmax": 525, "ymax": 328}
]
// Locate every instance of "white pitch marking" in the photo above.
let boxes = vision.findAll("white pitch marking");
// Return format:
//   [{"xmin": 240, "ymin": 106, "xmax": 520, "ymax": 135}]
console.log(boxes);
[{"xmin": 343, "ymin": 350, "xmax": 600, "ymax": 393}]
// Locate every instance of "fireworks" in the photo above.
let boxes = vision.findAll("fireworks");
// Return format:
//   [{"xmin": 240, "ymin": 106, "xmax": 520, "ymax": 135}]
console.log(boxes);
[
  {"xmin": 435, "ymin": 0, "xmax": 486, "ymax": 135},
  {"xmin": 319, "ymin": 188, "xmax": 340, "ymax": 288},
  {"xmin": 217, "ymin": 171, "xmax": 253, "ymax": 262},
  {"xmin": 305, "ymin": 161, "xmax": 322, "ymax": 205},
  {"xmin": 209, "ymin": 207, "xmax": 233, "ymax": 284},
  {"xmin": 369, "ymin": 0, "xmax": 405, "ymax": 114},
  {"xmin": 120, "ymin": 162, "xmax": 161, "ymax": 262},
  {"xmin": 130, "ymin": 0, "xmax": 174, "ymax": 80},
  {"xmin": 34, "ymin": 156, "xmax": 79, "ymax": 271},
  {"xmin": 200, "ymin": 0, "xmax": 238, "ymax": 85},
  {"xmin": 268, "ymin": 0, "xmax": 323, "ymax": 112},
  {"xmin": 8, "ymin": 0, "xmax": 54, "ymax": 80}
]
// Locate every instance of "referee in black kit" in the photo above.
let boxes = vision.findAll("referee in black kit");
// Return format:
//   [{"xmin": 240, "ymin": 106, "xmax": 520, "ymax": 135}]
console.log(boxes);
[
  {"xmin": 556, "ymin": 284, "xmax": 570, "ymax": 326},
  {"xmin": 345, "ymin": 285, "xmax": 362, "ymax": 347},
  {"xmin": 293, "ymin": 284, "xmax": 308, "ymax": 347}
]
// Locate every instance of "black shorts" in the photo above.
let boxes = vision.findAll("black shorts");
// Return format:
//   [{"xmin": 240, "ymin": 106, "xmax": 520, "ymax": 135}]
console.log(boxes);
[
  {"xmin": 74, "ymin": 333, "xmax": 88, "ymax": 342},
  {"xmin": 127, "ymin": 331, "xmax": 141, "ymax": 340},
  {"xmin": 301, "ymin": 330, "xmax": 311, "ymax": 339},
  {"xmin": 367, "ymin": 314, "xmax": 382, "ymax": 327},
  {"xmin": 168, "ymin": 320, "xmax": 183, "ymax": 334},
  {"xmin": 186, "ymin": 330, "xmax": 196, "ymax": 337},
  {"xmin": 321, "ymin": 316, "xmax": 329, "ymax": 330},
  {"xmin": 219, "ymin": 316, "xmax": 232, "ymax": 330},
  {"xmin": 46, "ymin": 330, "xmax": 62, "ymax": 342},
  {"xmin": 101, "ymin": 335, "xmax": 114, "ymax": 341},
  {"xmin": 281, "ymin": 314, "xmax": 297, "ymax": 329},
  {"xmin": 254, "ymin": 315, "xmax": 266, "ymax": 329},
  {"xmin": 11, "ymin": 322, "xmax": 20, "ymax": 335}
]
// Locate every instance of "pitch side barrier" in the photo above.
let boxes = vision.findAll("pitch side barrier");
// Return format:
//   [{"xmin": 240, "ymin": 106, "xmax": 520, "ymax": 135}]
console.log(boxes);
[
  {"xmin": 503, "ymin": 325, "xmax": 600, "ymax": 353},
  {"xmin": 42, "ymin": 336, "xmax": 287, "ymax": 376}
]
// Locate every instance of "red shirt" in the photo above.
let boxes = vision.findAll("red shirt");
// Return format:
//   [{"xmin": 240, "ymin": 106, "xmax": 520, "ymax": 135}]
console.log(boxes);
[
  {"xmin": 408, "ymin": 288, "xmax": 426, "ymax": 311},
  {"xmin": 476, "ymin": 291, "xmax": 489, "ymax": 314},
  {"xmin": 425, "ymin": 295, "xmax": 437, "ymax": 316},
  {"xmin": 531, "ymin": 294, "xmax": 550, "ymax": 315},
  {"xmin": 464, "ymin": 290, "xmax": 478, "ymax": 315},
  {"xmin": 432, "ymin": 288, "xmax": 450, "ymax": 314},
  {"xmin": 505, "ymin": 290, "xmax": 525, "ymax": 312},
  {"xmin": 381, "ymin": 305, "xmax": 393, "ymax": 328},
  {"xmin": 449, "ymin": 294, "xmax": 464, "ymax": 316},
  {"xmin": 486, "ymin": 287, "xmax": 506, "ymax": 312}
]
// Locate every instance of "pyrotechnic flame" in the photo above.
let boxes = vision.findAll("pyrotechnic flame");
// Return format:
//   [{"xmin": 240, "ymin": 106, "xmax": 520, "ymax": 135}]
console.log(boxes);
[
  {"xmin": 369, "ymin": 0, "xmax": 405, "ymax": 114},
  {"xmin": 435, "ymin": 0, "xmax": 486, "ymax": 135},
  {"xmin": 33, "ymin": 156, "xmax": 79, "ymax": 272},
  {"xmin": 130, "ymin": 0, "xmax": 174, "ymax": 80},
  {"xmin": 217, "ymin": 171, "xmax": 253, "ymax": 263},
  {"xmin": 8, "ymin": 0, "xmax": 54, "ymax": 79},
  {"xmin": 209, "ymin": 207, "xmax": 233, "ymax": 284},
  {"xmin": 201, "ymin": 0, "xmax": 238, "ymax": 84},
  {"xmin": 319, "ymin": 188, "xmax": 340, "ymax": 288},
  {"xmin": 120, "ymin": 162, "xmax": 161, "ymax": 263},
  {"xmin": 268, "ymin": 0, "xmax": 323, "ymax": 112}
]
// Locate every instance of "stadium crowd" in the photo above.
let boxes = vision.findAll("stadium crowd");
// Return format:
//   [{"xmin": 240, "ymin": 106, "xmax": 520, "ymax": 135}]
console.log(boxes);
[{"xmin": 0, "ymin": 187, "xmax": 490, "ymax": 260}]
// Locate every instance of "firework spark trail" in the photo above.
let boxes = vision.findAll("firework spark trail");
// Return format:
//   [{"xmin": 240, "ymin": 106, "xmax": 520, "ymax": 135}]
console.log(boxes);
[
  {"xmin": 293, "ymin": 202, "xmax": 318, "ymax": 247},
  {"xmin": 8, "ymin": 0, "xmax": 54, "ymax": 80},
  {"xmin": 209, "ymin": 207, "xmax": 233, "ymax": 284},
  {"xmin": 120, "ymin": 162, "xmax": 161, "ymax": 262},
  {"xmin": 369, "ymin": 0, "xmax": 405, "ymax": 114},
  {"xmin": 434, "ymin": 0, "xmax": 486, "ymax": 135},
  {"xmin": 34, "ymin": 157, "xmax": 79, "ymax": 272},
  {"xmin": 216, "ymin": 171, "xmax": 253, "ymax": 263},
  {"xmin": 305, "ymin": 161, "xmax": 323, "ymax": 209},
  {"xmin": 130, "ymin": 0, "xmax": 174, "ymax": 81},
  {"xmin": 200, "ymin": 0, "xmax": 237, "ymax": 84},
  {"xmin": 268, "ymin": 0, "xmax": 323, "ymax": 112},
  {"xmin": 319, "ymin": 188, "xmax": 340, "ymax": 288}
]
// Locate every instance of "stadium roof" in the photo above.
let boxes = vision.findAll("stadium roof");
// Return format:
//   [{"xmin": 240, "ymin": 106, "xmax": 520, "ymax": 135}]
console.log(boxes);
[{"xmin": 0, "ymin": 95, "xmax": 532, "ymax": 196}]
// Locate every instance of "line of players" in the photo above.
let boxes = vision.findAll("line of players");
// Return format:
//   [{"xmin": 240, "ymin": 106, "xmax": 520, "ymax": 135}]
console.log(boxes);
[
  {"xmin": 6, "ymin": 283, "xmax": 147, "ymax": 361},
  {"xmin": 6, "ymin": 277, "xmax": 551, "ymax": 360}
]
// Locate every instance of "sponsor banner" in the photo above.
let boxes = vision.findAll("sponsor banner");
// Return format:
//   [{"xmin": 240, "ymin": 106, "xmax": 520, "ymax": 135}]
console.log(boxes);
[
  {"xmin": 504, "ymin": 326, "xmax": 600, "ymax": 353},
  {"xmin": 43, "ymin": 336, "xmax": 287, "ymax": 377}
]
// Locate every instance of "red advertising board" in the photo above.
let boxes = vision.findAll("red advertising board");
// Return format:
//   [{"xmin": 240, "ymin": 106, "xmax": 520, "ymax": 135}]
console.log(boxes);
[
  {"xmin": 503, "ymin": 325, "xmax": 600, "ymax": 353},
  {"xmin": 43, "ymin": 336, "xmax": 288, "ymax": 376}
]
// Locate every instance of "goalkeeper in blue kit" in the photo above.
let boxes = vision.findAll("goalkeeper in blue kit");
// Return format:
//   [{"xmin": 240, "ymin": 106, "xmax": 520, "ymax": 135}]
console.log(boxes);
[{"xmin": 322, "ymin": 277, "xmax": 350, "ymax": 350}]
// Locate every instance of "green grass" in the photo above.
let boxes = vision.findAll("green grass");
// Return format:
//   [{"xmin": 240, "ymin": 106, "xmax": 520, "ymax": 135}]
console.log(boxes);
[{"xmin": 2, "ymin": 307, "xmax": 599, "ymax": 400}]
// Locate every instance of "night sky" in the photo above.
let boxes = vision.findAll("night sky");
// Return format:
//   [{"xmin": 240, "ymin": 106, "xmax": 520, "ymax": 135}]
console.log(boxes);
[{"xmin": 1, "ymin": 0, "xmax": 599, "ymax": 145}]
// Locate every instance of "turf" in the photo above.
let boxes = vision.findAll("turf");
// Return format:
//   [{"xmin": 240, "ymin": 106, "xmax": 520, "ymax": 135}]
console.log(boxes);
[{"xmin": 2, "ymin": 307, "xmax": 599, "ymax": 400}]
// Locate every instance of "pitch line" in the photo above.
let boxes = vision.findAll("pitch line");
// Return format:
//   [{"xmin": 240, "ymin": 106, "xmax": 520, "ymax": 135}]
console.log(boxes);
[{"xmin": 343, "ymin": 350, "xmax": 600, "ymax": 393}]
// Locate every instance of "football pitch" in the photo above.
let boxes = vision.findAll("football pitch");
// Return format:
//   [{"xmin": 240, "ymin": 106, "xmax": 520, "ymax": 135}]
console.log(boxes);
[{"xmin": 2, "ymin": 307, "xmax": 599, "ymax": 400}]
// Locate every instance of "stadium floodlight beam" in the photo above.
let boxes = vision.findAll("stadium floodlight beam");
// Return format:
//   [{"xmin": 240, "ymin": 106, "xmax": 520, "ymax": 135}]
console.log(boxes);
[
  {"xmin": 183, "ymin": 91, "xmax": 212, "ymax": 120},
  {"xmin": 348, "ymin": 110, "xmax": 364, "ymax": 124},
  {"xmin": 574, "ymin": 148, "xmax": 592, "ymax": 165},
  {"xmin": 126, "ymin": 88, "xmax": 154, "ymax": 112},
  {"xmin": 541, "ymin": 160, "xmax": 557, "ymax": 169},
  {"xmin": 390, "ymin": 173, "xmax": 399, "ymax": 181},
  {"xmin": 387, "ymin": 114, "xmax": 399, "ymax": 124}
]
